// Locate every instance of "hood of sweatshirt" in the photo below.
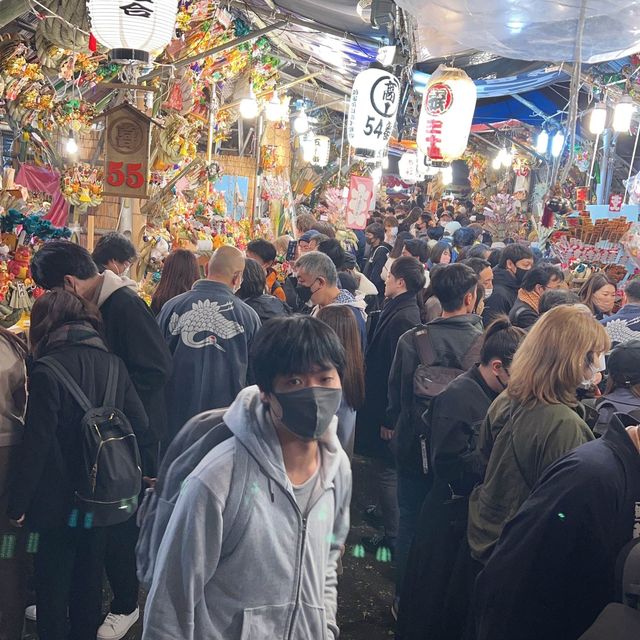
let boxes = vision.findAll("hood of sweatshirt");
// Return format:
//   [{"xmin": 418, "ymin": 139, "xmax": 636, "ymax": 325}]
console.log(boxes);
[
  {"xmin": 223, "ymin": 385, "xmax": 346, "ymax": 492},
  {"xmin": 96, "ymin": 269, "xmax": 138, "ymax": 308}
]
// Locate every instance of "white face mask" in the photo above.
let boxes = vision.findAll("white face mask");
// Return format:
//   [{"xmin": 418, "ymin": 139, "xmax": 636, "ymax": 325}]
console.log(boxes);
[
  {"xmin": 581, "ymin": 353, "xmax": 606, "ymax": 387},
  {"xmin": 483, "ymin": 288, "xmax": 493, "ymax": 300}
]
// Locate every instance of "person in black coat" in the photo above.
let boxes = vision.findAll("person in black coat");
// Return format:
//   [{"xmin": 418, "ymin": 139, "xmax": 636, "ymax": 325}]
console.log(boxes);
[
  {"xmin": 236, "ymin": 258, "xmax": 291, "ymax": 324},
  {"xmin": 30, "ymin": 240, "xmax": 171, "ymax": 636},
  {"xmin": 8, "ymin": 290, "xmax": 148, "ymax": 640},
  {"xmin": 509, "ymin": 264, "xmax": 564, "ymax": 330},
  {"xmin": 363, "ymin": 222, "xmax": 392, "ymax": 308},
  {"xmin": 475, "ymin": 416, "xmax": 640, "ymax": 640},
  {"xmin": 482, "ymin": 244, "xmax": 534, "ymax": 324},
  {"xmin": 356, "ymin": 257, "xmax": 425, "ymax": 554},
  {"xmin": 396, "ymin": 317, "xmax": 525, "ymax": 640}
]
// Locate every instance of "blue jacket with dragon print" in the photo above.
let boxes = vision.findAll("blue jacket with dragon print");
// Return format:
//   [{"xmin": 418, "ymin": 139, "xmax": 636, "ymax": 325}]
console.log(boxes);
[{"xmin": 158, "ymin": 280, "xmax": 261, "ymax": 442}]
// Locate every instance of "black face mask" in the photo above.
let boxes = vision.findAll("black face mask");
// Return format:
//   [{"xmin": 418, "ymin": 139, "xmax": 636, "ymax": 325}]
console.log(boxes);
[
  {"xmin": 295, "ymin": 279, "xmax": 318, "ymax": 303},
  {"xmin": 495, "ymin": 373, "xmax": 508, "ymax": 390},
  {"xmin": 272, "ymin": 387, "xmax": 342, "ymax": 440},
  {"xmin": 515, "ymin": 267, "xmax": 529, "ymax": 286}
]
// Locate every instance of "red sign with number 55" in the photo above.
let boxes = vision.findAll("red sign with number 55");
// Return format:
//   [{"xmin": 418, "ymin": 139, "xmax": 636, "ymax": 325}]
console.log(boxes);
[
  {"xmin": 107, "ymin": 162, "xmax": 145, "ymax": 189},
  {"xmin": 103, "ymin": 103, "xmax": 152, "ymax": 199}
]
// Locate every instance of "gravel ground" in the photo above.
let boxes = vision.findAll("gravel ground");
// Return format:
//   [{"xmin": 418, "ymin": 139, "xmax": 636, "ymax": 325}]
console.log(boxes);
[{"xmin": 23, "ymin": 455, "xmax": 396, "ymax": 640}]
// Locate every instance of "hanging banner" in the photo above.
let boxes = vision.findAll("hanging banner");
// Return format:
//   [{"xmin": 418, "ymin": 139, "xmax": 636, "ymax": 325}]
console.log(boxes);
[
  {"xmin": 347, "ymin": 69, "xmax": 401, "ymax": 151},
  {"xmin": 310, "ymin": 136, "xmax": 330, "ymax": 167},
  {"xmin": 398, "ymin": 151, "xmax": 419, "ymax": 184},
  {"xmin": 417, "ymin": 65, "xmax": 477, "ymax": 162},
  {"xmin": 103, "ymin": 103, "xmax": 152, "ymax": 199},
  {"xmin": 345, "ymin": 175, "xmax": 374, "ymax": 229}
]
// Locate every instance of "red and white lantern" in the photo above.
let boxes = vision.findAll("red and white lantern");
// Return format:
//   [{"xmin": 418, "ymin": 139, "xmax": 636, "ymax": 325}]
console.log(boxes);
[{"xmin": 417, "ymin": 66, "xmax": 477, "ymax": 162}]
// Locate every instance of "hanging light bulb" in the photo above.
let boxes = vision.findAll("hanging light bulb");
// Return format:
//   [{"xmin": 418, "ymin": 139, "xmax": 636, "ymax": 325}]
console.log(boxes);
[
  {"xmin": 589, "ymin": 102, "xmax": 607, "ymax": 135},
  {"xmin": 551, "ymin": 131, "xmax": 565, "ymax": 157},
  {"xmin": 613, "ymin": 95, "xmax": 635, "ymax": 133},
  {"xmin": 239, "ymin": 89, "xmax": 258, "ymax": 119},
  {"xmin": 381, "ymin": 155, "xmax": 389, "ymax": 169},
  {"xmin": 371, "ymin": 166, "xmax": 383, "ymax": 184},
  {"xmin": 441, "ymin": 166, "xmax": 453, "ymax": 185},
  {"xmin": 66, "ymin": 134, "xmax": 78, "ymax": 155},
  {"xmin": 492, "ymin": 155, "xmax": 502, "ymax": 170},
  {"xmin": 502, "ymin": 149, "xmax": 513, "ymax": 167},
  {"xmin": 536, "ymin": 130, "xmax": 549, "ymax": 154},
  {"xmin": 293, "ymin": 108, "xmax": 309, "ymax": 134},
  {"xmin": 266, "ymin": 91, "xmax": 283, "ymax": 122}
]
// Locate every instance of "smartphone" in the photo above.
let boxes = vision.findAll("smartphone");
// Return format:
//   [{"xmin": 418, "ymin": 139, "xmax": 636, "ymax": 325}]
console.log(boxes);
[{"xmin": 286, "ymin": 240, "xmax": 298, "ymax": 262}]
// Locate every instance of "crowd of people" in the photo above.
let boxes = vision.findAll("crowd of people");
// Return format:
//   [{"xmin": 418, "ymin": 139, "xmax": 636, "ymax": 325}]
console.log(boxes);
[{"xmin": 0, "ymin": 199, "xmax": 639, "ymax": 640}]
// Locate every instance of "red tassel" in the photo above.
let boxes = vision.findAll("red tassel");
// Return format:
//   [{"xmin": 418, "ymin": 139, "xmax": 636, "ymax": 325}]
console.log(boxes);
[
  {"xmin": 541, "ymin": 204, "xmax": 554, "ymax": 228},
  {"xmin": 89, "ymin": 33, "xmax": 97, "ymax": 52}
]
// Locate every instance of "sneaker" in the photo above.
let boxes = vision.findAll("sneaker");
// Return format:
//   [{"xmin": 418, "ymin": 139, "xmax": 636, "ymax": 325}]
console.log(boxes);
[
  {"xmin": 361, "ymin": 533, "xmax": 395, "ymax": 559},
  {"xmin": 25, "ymin": 605, "xmax": 37, "ymax": 622},
  {"xmin": 97, "ymin": 608, "xmax": 139, "ymax": 640}
]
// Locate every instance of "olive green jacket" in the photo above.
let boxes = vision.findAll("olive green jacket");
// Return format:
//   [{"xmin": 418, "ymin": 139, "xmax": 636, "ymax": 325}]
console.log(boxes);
[{"xmin": 468, "ymin": 393, "xmax": 594, "ymax": 564}]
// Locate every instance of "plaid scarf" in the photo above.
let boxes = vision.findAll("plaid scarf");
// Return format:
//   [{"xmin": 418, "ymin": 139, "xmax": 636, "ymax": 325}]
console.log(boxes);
[{"xmin": 517, "ymin": 288, "xmax": 541, "ymax": 313}]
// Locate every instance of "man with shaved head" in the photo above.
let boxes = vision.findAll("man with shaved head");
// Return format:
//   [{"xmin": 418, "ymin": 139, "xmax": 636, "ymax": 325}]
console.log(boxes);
[{"xmin": 158, "ymin": 245, "xmax": 261, "ymax": 442}]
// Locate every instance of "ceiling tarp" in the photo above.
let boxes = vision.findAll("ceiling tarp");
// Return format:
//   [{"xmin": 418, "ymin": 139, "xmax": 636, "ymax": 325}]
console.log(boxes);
[
  {"xmin": 396, "ymin": 0, "xmax": 640, "ymax": 64},
  {"xmin": 413, "ymin": 66, "xmax": 569, "ymax": 99}
]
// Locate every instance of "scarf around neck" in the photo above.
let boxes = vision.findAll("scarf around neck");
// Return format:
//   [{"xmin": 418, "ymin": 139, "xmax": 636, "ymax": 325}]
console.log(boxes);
[
  {"xmin": 518, "ymin": 288, "xmax": 541, "ymax": 313},
  {"xmin": 39, "ymin": 321, "xmax": 108, "ymax": 358}
]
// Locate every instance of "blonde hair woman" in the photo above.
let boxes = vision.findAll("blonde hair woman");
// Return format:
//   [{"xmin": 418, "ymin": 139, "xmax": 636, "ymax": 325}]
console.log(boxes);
[{"xmin": 468, "ymin": 304, "xmax": 610, "ymax": 564}]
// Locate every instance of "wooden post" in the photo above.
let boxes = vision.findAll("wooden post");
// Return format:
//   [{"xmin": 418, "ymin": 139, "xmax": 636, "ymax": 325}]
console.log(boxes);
[{"xmin": 86, "ymin": 212, "xmax": 95, "ymax": 251}]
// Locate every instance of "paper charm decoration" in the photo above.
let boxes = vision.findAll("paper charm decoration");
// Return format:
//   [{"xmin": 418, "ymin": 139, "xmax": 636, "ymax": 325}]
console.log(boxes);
[{"xmin": 345, "ymin": 175, "xmax": 374, "ymax": 229}]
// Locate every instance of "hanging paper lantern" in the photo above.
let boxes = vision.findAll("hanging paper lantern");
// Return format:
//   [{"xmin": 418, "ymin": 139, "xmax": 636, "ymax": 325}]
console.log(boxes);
[
  {"xmin": 398, "ymin": 151, "xmax": 419, "ymax": 184},
  {"xmin": 347, "ymin": 68, "xmax": 401, "ymax": 151},
  {"xmin": 417, "ymin": 66, "xmax": 477, "ymax": 162},
  {"xmin": 87, "ymin": 0, "xmax": 179, "ymax": 64},
  {"xmin": 310, "ymin": 135, "xmax": 330, "ymax": 168}
]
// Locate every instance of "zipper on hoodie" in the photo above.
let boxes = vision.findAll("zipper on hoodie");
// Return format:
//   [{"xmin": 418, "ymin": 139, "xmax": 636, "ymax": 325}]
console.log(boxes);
[{"xmin": 287, "ymin": 515, "xmax": 307, "ymax": 640}]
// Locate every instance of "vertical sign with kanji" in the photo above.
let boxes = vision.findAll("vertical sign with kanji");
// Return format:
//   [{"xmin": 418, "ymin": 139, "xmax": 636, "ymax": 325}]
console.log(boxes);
[{"xmin": 103, "ymin": 103, "xmax": 152, "ymax": 199}]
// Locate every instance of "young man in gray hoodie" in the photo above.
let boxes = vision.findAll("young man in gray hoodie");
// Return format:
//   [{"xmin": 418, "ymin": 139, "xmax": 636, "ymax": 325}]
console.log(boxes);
[{"xmin": 142, "ymin": 316, "xmax": 352, "ymax": 640}]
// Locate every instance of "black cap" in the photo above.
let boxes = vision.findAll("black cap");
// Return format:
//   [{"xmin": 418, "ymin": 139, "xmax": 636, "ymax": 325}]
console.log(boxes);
[{"xmin": 608, "ymin": 338, "xmax": 640, "ymax": 385}]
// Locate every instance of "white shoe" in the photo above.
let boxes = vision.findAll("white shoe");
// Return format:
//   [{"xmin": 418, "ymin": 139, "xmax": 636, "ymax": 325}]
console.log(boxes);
[
  {"xmin": 97, "ymin": 608, "xmax": 139, "ymax": 640},
  {"xmin": 25, "ymin": 605, "xmax": 37, "ymax": 622}
]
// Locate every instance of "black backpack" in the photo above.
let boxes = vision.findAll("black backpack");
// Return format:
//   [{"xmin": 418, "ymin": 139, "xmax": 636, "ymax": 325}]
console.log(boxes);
[
  {"xmin": 411, "ymin": 328, "xmax": 481, "ymax": 474},
  {"xmin": 40, "ymin": 356, "xmax": 142, "ymax": 527}
]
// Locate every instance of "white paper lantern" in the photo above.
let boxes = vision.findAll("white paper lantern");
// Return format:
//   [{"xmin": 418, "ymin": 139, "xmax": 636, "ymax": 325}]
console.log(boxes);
[
  {"xmin": 417, "ymin": 66, "xmax": 477, "ymax": 162},
  {"xmin": 347, "ymin": 68, "xmax": 401, "ymax": 151},
  {"xmin": 398, "ymin": 151, "xmax": 419, "ymax": 184},
  {"xmin": 300, "ymin": 131, "xmax": 315, "ymax": 162},
  {"xmin": 88, "ymin": 0, "xmax": 179, "ymax": 63},
  {"xmin": 311, "ymin": 136, "xmax": 330, "ymax": 167}
]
